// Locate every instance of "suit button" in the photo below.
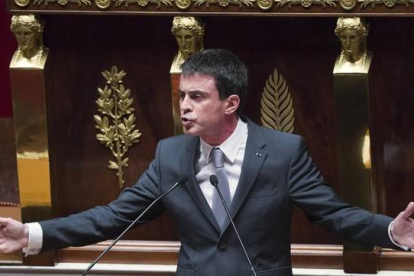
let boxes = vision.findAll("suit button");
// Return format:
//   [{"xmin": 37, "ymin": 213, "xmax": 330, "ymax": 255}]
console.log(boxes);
[{"xmin": 218, "ymin": 242, "xmax": 227, "ymax": 251}]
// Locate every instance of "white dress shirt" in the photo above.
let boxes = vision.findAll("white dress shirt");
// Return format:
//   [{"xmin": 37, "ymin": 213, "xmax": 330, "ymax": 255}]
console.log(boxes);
[{"xmin": 194, "ymin": 118, "xmax": 248, "ymax": 208}]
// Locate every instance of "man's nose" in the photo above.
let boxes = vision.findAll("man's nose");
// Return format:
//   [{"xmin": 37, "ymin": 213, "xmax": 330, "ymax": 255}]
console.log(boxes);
[{"xmin": 180, "ymin": 96, "xmax": 192, "ymax": 112}]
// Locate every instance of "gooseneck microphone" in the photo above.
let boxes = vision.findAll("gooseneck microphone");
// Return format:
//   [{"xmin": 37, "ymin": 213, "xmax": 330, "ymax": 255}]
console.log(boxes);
[
  {"xmin": 209, "ymin": 175, "xmax": 257, "ymax": 276},
  {"xmin": 83, "ymin": 176, "xmax": 188, "ymax": 276}
]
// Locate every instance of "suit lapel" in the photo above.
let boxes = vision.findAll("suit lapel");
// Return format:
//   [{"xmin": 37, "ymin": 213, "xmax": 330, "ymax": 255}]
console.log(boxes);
[
  {"xmin": 222, "ymin": 120, "xmax": 267, "ymax": 232},
  {"xmin": 180, "ymin": 136, "xmax": 221, "ymax": 233}
]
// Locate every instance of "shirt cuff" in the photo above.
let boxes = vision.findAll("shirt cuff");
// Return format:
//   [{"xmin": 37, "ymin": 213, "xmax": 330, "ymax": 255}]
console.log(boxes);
[
  {"xmin": 388, "ymin": 221, "xmax": 411, "ymax": 251},
  {"xmin": 22, "ymin": 222, "xmax": 43, "ymax": 257}
]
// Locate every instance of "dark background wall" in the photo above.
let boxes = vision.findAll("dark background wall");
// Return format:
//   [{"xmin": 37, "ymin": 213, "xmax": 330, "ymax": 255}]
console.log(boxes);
[
  {"xmin": 0, "ymin": 1, "xmax": 14, "ymax": 118},
  {"xmin": 0, "ymin": 2, "xmax": 18, "ymax": 205}
]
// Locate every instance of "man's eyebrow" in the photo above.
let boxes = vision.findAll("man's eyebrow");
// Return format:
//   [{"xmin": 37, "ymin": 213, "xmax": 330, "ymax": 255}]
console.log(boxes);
[{"xmin": 178, "ymin": 89, "xmax": 208, "ymax": 95}]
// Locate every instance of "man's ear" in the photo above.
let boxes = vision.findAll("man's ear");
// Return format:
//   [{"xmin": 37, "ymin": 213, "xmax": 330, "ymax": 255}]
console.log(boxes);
[{"xmin": 224, "ymin": 95, "xmax": 240, "ymax": 115}]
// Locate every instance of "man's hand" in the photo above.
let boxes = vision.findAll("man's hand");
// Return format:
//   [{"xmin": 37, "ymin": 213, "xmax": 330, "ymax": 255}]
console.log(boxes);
[
  {"xmin": 392, "ymin": 202, "xmax": 414, "ymax": 249},
  {"xmin": 0, "ymin": 217, "xmax": 29, "ymax": 254}
]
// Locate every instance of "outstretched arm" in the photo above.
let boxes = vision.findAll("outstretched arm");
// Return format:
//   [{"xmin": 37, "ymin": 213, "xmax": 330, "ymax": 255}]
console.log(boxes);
[
  {"xmin": 391, "ymin": 202, "xmax": 414, "ymax": 250},
  {"xmin": 0, "ymin": 217, "xmax": 29, "ymax": 254}
]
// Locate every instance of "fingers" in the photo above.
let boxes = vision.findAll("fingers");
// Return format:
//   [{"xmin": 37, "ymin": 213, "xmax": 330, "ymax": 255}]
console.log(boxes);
[
  {"xmin": 0, "ymin": 217, "xmax": 9, "ymax": 226},
  {"xmin": 400, "ymin": 202, "xmax": 414, "ymax": 220},
  {"xmin": 0, "ymin": 217, "xmax": 11, "ymax": 232},
  {"xmin": 0, "ymin": 242, "xmax": 8, "ymax": 253},
  {"xmin": 0, "ymin": 236, "xmax": 12, "ymax": 254},
  {"xmin": 0, "ymin": 218, "xmax": 25, "ymax": 240},
  {"xmin": 0, "ymin": 242, "xmax": 18, "ymax": 254}
]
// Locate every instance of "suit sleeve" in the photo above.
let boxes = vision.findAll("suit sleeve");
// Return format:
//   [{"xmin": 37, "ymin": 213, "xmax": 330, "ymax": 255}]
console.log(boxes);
[
  {"xmin": 39, "ymin": 140, "xmax": 166, "ymax": 252},
  {"xmin": 287, "ymin": 137, "xmax": 400, "ymax": 250}
]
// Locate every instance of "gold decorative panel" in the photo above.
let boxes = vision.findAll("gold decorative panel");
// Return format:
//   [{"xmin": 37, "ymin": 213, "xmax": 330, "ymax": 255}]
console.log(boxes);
[
  {"xmin": 94, "ymin": 66, "xmax": 142, "ymax": 189},
  {"xmin": 10, "ymin": 0, "xmax": 414, "ymax": 12},
  {"xmin": 260, "ymin": 68, "xmax": 295, "ymax": 133}
]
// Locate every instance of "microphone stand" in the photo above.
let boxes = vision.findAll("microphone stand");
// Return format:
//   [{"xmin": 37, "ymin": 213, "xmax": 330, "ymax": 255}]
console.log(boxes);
[
  {"xmin": 209, "ymin": 175, "xmax": 257, "ymax": 276},
  {"xmin": 83, "ymin": 177, "xmax": 187, "ymax": 276}
]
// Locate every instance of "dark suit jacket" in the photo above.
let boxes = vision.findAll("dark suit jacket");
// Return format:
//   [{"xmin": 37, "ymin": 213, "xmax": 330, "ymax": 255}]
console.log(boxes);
[{"xmin": 40, "ymin": 117, "xmax": 398, "ymax": 276}]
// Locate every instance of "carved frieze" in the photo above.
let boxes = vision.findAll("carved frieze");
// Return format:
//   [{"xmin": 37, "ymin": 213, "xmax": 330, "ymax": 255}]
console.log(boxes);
[{"xmin": 11, "ymin": 0, "xmax": 414, "ymax": 12}]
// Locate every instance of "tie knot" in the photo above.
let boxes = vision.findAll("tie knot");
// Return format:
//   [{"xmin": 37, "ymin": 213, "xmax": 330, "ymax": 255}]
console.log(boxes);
[{"xmin": 212, "ymin": 147, "xmax": 224, "ymax": 168}]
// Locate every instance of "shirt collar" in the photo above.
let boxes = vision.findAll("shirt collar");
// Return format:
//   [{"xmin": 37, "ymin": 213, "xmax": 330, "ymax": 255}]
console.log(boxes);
[{"xmin": 200, "ymin": 118, "xmax": 248, "ymax": 164}]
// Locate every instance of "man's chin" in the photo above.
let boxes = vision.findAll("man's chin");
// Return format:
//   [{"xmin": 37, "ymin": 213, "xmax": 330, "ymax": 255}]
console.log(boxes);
[{"xmin": 182, "ymin": 127, "xmax": 199, "ymax": 136}]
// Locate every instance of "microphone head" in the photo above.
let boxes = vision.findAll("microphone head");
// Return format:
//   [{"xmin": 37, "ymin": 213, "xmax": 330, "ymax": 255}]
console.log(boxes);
[
  {"xmin": 209, "ymin": 175, "xmax": 218, "ymax": 187},
  {"xmin": 178, "ymin": 176, "xmax": 188, "ymax": 184}
]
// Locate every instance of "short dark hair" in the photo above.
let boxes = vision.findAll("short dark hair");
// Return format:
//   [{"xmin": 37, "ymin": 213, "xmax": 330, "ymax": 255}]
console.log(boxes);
[{"xmin": 181, "ymin": 49, "xmax": 248, "ymax": 115}]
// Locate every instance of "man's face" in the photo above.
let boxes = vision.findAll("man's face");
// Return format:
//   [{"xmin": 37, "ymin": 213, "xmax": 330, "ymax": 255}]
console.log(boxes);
[
  {"xmin": 175, "ymin": 29, "xmax": 198, "ymax": 59},
  {"xmin": 179, "ymin": 74, "xmax": 229, "ymax": 141},
  {"xmin": 338, "ymin": 29, "xmax": 362, "ymax": 57},
  {"xmin": 14, "ymin": 25, "xmax": 38, "ymax": 52}
]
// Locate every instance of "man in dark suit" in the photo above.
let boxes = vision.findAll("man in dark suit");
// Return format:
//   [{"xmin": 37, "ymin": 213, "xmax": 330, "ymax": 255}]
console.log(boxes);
[{"xmin": 1, "ymin": 49, "xmax": 414, "ymax": 276}]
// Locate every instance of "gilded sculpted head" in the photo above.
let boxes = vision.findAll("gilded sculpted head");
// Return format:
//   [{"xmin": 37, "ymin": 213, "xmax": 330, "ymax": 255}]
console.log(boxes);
[
  {"xmin": 335, "ymin": 17, "xmax": 369, "ymax": 63},
  {"xmin": 10, "ymin": 14, "xmax": 48, "ymax": 68},
  {"xmin": 11, "ymin": 15, "xmax": 45, "ymax": 58},
  {"xmin": 171, "ymin": 17, "xmax": 205, "ymax": 61}
]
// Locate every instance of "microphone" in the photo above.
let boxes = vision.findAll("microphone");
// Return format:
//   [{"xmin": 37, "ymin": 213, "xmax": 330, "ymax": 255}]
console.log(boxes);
[
  {"xmin": 83, "ymin": 176, "xmax": 188, "ymax": 276},
  {"xmin": 209, "ymin": 175, "xmax": 257, "ymax": 276}
]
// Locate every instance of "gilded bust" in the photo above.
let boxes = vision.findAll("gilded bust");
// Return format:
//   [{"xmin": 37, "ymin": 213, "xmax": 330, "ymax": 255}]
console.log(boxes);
[
  {"xmin": 334, "ymin": 17, "xmax": 372, "ymax": 74},
  {"xmin": 10, "ymin": 15, "xmax": 49, "ymax": 69},
  {"xmin": 170, "ymin": 17, "xmax": 205, "ymax": 73}
]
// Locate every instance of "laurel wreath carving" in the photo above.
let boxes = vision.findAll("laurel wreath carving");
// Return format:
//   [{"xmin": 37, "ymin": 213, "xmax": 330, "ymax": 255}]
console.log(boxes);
[
  {"xmin": 94, "ymin": 66, "xmax": 142, "ymax": 189},
  {"xmin": 114, "ymin": 0, "xmax": 173, "ymax": 8},
  {"xmin": 359, "ymin": 0, "xmax": 414, "ymax": 8},
  {"xmin": 33, "ymin": 0, "xmax": 91, "ymax": 5},
  {"xmin": 260, "ymin": 68, "xmax": 295, "ymax": 133},
  {"xmin": 193, "ymin": 0, "xmax": 254, "ymax": 7},
  {"xmin": 275, "ymin": 0, "xmax": 336, "ymax": 8}
]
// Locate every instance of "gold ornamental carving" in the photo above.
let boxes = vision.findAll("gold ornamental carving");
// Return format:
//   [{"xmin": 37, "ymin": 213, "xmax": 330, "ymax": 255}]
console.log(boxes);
[
  {"xmin": 12, "ymin": 0, "xmax": 414, "ymax": 9},
  {"xmin": 94, "ymin": 66, "xmax": 142, "ymax": 189},
  {"xmin": 32, "ymin": 0, "xmax": 92, "ymax": 5},
  {"xmin": 95, "ymin": 0, "xmax": 111, "ymax": 8},
  {"xmin": 194, "ymin": 0, "xmax": 254, "ymax": 7},
  {"xmin": 261, "ymin": 68, "xmax": 295, "ymax": 133},
  {"xmin": 360, "ymin": 0, "xmax": 414, "ymax": 8},
  {"xmin": 14, "ymin": 0, "xmax": 31, "ymax": 7},
  {"xmin": 114, "ymin": 0, "xmax": 173, "ymax": 8},
  {"xmin": 257, "ymin": 0, "xmax": 274, "ymax": 9},
  {"xmin": 339, "ymin": 0, "xmax": 356, "ymax": 9},
  {"xmin": 175, "ymin": 0, "xmax": 192, "ymax": 8},
  {"xmin": 275, "ymin": 0, "xmax": 336, "ymax": 8}
]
